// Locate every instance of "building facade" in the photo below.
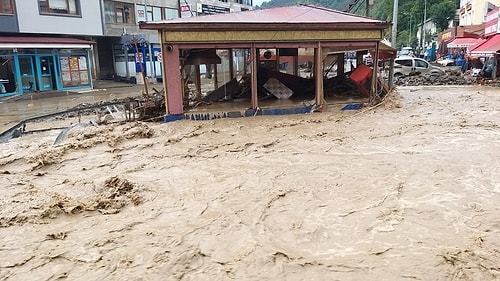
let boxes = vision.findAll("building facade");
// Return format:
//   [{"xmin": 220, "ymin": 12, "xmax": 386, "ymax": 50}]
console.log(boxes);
[
  {"xmin": 0, "ymin": 0, "xmax": 100, "ymax": 97},
  {"xmin": 0, "ymin": 0, "xmax": 254, "ymax": 97},
  {"xmin": 98, "ymin": 0, "xmax": 253, "ymax": 82},
  {"xmin": 459, "ymin": 0, "xmax": 500, "ymax": 26}
]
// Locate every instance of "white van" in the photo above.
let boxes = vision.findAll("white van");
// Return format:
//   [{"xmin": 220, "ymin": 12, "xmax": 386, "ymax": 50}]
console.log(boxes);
[
  {"xmin": 398, "ymin": 47, "xmax": 414, "ymax": 57},
  {"xmin": 394, "ymin": 57, "xmax": 445, "ymax": 76}
]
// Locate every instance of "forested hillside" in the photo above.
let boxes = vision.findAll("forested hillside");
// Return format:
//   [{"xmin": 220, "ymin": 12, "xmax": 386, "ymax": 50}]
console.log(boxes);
[
  {"xmin": 256, "ymin": 0, "xmax": 459, "ymax": 48},
  {"xmin": 257, "ymin": 0, "xmax": 351, "ymax": 11}
]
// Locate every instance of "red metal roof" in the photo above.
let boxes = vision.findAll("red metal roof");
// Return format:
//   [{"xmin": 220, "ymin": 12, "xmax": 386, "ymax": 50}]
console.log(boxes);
[
  {"xmin": 140, "ymin": 4, "xmax": 389, "ymax": 31},
  {"xmin": 470, "ymin": 34, "xmax": 500, "ymax": 55},
  {"xmin": 0, "ymin": 36, "xmax": 95, "ymax": 44}
]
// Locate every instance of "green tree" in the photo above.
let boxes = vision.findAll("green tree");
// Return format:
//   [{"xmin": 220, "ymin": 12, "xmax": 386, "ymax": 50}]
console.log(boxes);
[{"xmin": 428, "ymin": 0, "xmax": 458, "ymax": 31}]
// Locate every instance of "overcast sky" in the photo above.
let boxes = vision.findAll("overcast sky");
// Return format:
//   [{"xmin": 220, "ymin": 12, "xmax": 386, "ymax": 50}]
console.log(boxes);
[{"xmin": 253, "ymin": 0, "xmax": 267, "ymax": 6}]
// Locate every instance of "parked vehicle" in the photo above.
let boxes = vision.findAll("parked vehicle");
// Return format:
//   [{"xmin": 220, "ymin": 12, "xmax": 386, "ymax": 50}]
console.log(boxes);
[
  {"xmin": 394, "ymin": 57, "xmax": 445, "ymax": 76},
  {"xmin": 437, "ymin": 55, "xmax": 455, "ymax": 66},
  {"xmin": 397, "ymin": 47, "xmax": 414, "ymax": 57}
]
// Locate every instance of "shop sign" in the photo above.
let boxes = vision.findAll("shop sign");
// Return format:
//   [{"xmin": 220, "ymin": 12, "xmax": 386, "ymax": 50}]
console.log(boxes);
[
  {"xmin": 137, "ymin": 7, "xmax": 145, "ymax": 20},
  {"xmin": 199, "ymin": 4, "xmax": 229, "ymax": 15},
  {"xmin": 484, "ymin": 8, "xmax": 499, "ymax": 36},
  {"xmin": 442, "ymin": 31, "xmax": 452, "ymax": 41},
  {"xmin": 180, "ymin": 4, "xmax": 192, "ymax": 18}
]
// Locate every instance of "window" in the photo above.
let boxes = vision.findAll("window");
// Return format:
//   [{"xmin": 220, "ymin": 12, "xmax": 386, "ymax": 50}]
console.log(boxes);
[
  {"xmin": 165, "ymin": 8, "xmax": 178, "ymax": 20},
  {"xmin": 60, "ymin": 55, "xmax": 89, "ymax": 87},
  {"xmin": 415, "ymin": 59, "xmax": 428, "ymax": 68},
  {"xmin": 105, "ymin": 2, "xmax": 134, "ymax": 24},
  {"xmin": 0, "ymin": 0, "xmax": 14, "ymax": 14},
  {"xmin": 395, "ymin": 59, "xmax": 412, "ymax": 67},
  {"xmin": 39, "ymin": 0, "xmax": 80, "ymax": 16}
]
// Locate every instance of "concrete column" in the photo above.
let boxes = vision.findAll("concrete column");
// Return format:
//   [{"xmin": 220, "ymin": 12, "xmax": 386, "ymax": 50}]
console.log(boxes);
[
  {"xmin": 195, "ymin": 65, "xmax": 201, "ymax": 102},
  {"xmin": 337, "ymin": 53, "xmax": 345, "ymax": 76},
  {"xmin": 250, "ymin": 44, "xmax": 258, "ymax": 110},
  {"xmin": 314, "ymin": 44, "xmax": 324, "ymax": 107},
  {"xmin": 370, "ymin": 42, "xmax": 380, "ymax": 103},
  {"xmin": 163, "ymin": 43, "xmax": 183, "ymax": 115},
  {"xmin": 228, "ymin": 48, "xmax": 234, "ymax": 79}
]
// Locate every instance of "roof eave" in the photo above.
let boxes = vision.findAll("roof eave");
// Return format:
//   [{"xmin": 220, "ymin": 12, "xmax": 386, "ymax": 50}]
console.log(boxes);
[{"xmin": 139, "ymin": 22, "xmax": 391, "ymax": 32}]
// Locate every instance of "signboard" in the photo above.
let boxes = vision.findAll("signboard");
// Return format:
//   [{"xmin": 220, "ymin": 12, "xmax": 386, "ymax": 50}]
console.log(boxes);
[
  {"xmin": 199, "ymin": 4, "xmax": 230, "ymax": 15},
  {"xmin": 484, "ymin": 7, "xmax": 499, "ymax": 36},
  {"xmin": 180, "ymin": 4, "xmax": 192, "ymax": 18},
  {"xmin": 136, "ymin": 6, "xmax": 146, "ymax": 21},
  {"xmin": 441, "ymin": 31, "xmax": 453, "ymax": 42}
]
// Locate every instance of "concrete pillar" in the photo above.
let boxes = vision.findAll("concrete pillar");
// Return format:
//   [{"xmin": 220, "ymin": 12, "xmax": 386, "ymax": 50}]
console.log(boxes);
[
  {"xmin": 314, "ymin": 44, "xmax": 324, "ymax": 107},
  {"xmin": 163, "ymin": 43, "xmax": 183, "ymax": 115},
  {"xmin": 250, "ymin": 44, "xmax": 258, "ymax": 110},
  {"xmin": 370, "ymin": 41, "xmax": 380, "ymax": 104}
]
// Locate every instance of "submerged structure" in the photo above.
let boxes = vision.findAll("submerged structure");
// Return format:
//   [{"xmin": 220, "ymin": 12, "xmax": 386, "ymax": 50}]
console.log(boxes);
[{"xmin": 139, "ymin": 5, "xmax": 393, "ymax": 120}]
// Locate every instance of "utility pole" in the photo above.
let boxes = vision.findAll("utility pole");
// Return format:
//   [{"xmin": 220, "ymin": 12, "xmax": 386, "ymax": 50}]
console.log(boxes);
[
  {"xmin": 391, "ymin": 0, "xmax": 398, "ymax": 48},
  {"xmin": 423, "ymin": 0, "xmax": 427, "ymax": 48}
]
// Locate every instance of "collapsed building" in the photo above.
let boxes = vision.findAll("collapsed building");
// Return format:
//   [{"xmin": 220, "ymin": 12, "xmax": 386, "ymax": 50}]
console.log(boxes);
[{"xmin": 139, "ymin": 4, "xmax": 393, "ymax": 121}]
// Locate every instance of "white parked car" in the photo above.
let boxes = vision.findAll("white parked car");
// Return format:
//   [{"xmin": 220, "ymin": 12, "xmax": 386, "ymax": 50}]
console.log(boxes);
[
  {"xmin": 437, "ymin": 57, "xmax": 455, "ymax": 66},
  {"xmin": 398, "ymin": 47, "xmax": 414, "ymax": 57},
  {"xmin": 394, "ymin": 57, "xmax": 445, "ymax": 76}
]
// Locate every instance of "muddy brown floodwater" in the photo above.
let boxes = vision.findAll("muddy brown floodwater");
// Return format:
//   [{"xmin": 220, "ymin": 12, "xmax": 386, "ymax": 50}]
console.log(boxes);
[
  {"xmin": 0, "ymin": 85, "xmax": 499, "ymax": 280},
  {"xmin": 0, "ymin": 84, "xmax": 144, "ymax": 133}
]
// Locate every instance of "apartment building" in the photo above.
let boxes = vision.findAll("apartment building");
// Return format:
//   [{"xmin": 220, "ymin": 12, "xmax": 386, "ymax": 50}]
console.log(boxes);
[
  {"xmin": 0, "ymin": 0, "xmax": 253, "ymax": 97},
  {"xmin": 98, "ymin": 0, "xmax": 253, "ymax": 82},
  {"xmin": 459, "ymin": 0, "xmax": 500, "ymax": 25},
  {"xmin": 0, "ymin": 0, "xmax": 101, "ymax": 97}
]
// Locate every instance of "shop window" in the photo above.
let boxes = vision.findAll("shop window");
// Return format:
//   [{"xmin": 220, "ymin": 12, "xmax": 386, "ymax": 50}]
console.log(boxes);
[
  {"xmin": 60, "ymin": 55, "xmax": 89, "ymax": 87},
  {"xmin": 0, "ymin": 0, "xmax": 15, "ymax": 14},
  {"xmin": 39, "ymin": 0, "xmax": 80, "ymax": 16}
]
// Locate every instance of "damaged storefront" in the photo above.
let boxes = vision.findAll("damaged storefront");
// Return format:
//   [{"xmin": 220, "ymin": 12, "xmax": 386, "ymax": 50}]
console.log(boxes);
[
  {"xmin": 139, "ymin": 5, "xmax": 391, "ymax": 120},
  {"xmin": 0, "ymin": 37, "xmax": 94, "ymax": 97}
]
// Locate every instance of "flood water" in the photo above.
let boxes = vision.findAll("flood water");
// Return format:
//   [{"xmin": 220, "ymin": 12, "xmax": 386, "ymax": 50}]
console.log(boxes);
[{"xmin": 0, "ymin": 86, "xmax": 143, "ymax": 133}]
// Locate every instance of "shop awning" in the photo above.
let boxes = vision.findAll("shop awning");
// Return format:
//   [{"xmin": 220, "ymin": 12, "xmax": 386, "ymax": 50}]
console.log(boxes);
[
  {"xmin": 378, "ymin": 40, "xmax": 396, "ymax": 59},
  {"xmin": 0, "ymin": 36, "xmax": 95, "ymax": 49},
  {"xmin": 447, "ymin": 37, "xmax": 485, "ymax": 48},
  {"xmin": 470, "ymin": 34, "xmax": 500, "ymax": 55}
]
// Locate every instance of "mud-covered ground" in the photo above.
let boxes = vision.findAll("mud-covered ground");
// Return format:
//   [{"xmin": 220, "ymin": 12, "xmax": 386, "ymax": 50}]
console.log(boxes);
[{"xmin": 0, "ymin": 85, "xmax": 499, "ymax": 280}]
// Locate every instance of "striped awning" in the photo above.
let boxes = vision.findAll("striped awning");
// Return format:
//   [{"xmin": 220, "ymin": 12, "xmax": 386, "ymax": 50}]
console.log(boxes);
[
  {"xmin": 447, "ymin": 37, "xmax": 485, "ymax": 48},
  {"xmin": 470, "ymin": 34, "xmax": 500, "ymax": 55}
]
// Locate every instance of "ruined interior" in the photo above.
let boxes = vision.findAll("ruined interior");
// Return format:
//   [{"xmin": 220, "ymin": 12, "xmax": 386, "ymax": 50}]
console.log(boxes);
[{"xmin": 139, "ymin": 5, "xmax": 393, "ymax": 119}]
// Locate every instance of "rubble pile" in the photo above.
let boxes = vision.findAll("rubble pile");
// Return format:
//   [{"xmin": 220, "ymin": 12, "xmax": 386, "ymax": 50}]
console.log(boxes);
[{"xmin": 395, "ymin": 71, "xmax": 500, "ymax": 87}]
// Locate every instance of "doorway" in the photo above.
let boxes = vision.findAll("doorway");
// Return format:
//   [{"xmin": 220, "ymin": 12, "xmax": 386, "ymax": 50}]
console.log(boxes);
[{"xmin": 38, "ymin": 56, "xmax": 55, "ymax": 91}]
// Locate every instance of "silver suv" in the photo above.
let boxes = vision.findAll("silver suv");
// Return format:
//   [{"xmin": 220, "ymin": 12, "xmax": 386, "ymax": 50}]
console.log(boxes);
[{"xmin": 394, "ymin": 57, "xmax": 445, "ymax": 76}]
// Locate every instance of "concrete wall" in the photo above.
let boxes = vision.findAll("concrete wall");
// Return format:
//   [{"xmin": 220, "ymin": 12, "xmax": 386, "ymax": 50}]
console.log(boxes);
[
  {"xmin": 15, "ymin": 0, "xmax": 103, "ymax": 36},
  {"xmin": 459, "ymin": 0, "xmax": 500, "ymax": 25}
]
